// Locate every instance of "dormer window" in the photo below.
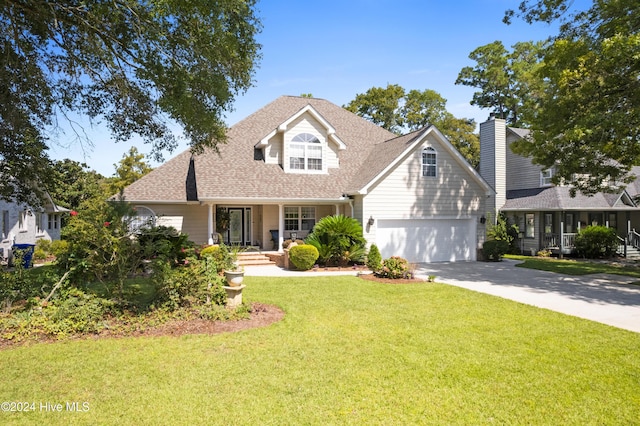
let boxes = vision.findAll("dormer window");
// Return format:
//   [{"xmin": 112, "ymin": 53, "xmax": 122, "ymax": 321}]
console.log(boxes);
[
  {"xmin": 422, "ymin": 147, "xmax": 437, "ymax": 177},
  {"xmin": 540, "ymin": 168, "xmax": 554, "ymax": 186},
  {"xmin": 290, "ymin": 133, "xmax": 322, "ymax": 171}
]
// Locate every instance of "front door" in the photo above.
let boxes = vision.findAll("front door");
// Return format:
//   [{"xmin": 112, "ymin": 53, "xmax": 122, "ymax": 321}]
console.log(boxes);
[{"xmin": 227, "ymin": 208, "xmax": 251, "ymax": 246}]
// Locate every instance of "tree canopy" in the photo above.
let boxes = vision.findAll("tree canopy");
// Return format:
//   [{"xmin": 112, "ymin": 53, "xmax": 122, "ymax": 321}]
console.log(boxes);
[
  {"xmin": 109, "ymin": 147, "xmax": 153, "ymax": 195},
  {"xmin": 48, "ymin": 159, "xmax": 107, "ymax": 211},
  {"xmin": 344, "ymin": 85, "xmax": 480, "ymax": 166},
  {"xmin": 505, "ymin": 0, "xmax": 640, "ymax": 195},
  {"xmin": 455, "ymin": 40, "xmax": 545, "ymax": 127},
  {"xmin": 0, "ymin": 0, "xmax": 262, "ymax": 204}
]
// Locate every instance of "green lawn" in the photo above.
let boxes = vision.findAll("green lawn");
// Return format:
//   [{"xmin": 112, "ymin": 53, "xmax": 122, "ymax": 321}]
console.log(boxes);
[
  {"xmin": 506, "ymin": 254, "xmax": 640, "ymax": 278},
  {"xmin": 1, "ymin": 276, "xmax": 640, "ymax": 425}
]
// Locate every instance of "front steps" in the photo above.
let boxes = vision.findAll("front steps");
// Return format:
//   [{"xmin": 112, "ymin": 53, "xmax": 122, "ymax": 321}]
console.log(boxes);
[
  {"xmin": 624, "ymin": 246, "xmax": 640, "ymax": 260},
  {"xmin": 236, "ymin": 251, "xmax": 276, "ymax": 267}
]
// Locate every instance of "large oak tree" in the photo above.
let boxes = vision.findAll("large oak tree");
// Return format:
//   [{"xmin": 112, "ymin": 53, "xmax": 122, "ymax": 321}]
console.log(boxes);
[
  {"xmin": 344, "ymin": 85, "xmax": 480, "ymax": 167},
  {"xmin": 455, "ymin": 40, "xmax": 545, "ymax": 127},
  {"xmin": 0, "ymin": 0, "xmax": 261, "ymax": 204},
  {"xmin": 506, "ymin": 0, "xmax": 640, "ymax": 195}
]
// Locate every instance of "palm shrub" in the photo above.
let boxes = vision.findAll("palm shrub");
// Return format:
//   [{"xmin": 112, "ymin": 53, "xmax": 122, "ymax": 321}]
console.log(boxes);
[
  {"xmin": 366, "ymin": 244, "xmax": 382, "ymax": 273},
  {"xmin": 575, "ymin": 225, "xmax": 619, "ymax": 258},
  {"xmin": 305, "ymin": 215, "xmax": 366, "ymax": 266},
  {"xmin": 288, "ymin": 244, "xmax": 319, "ymax": 270}
]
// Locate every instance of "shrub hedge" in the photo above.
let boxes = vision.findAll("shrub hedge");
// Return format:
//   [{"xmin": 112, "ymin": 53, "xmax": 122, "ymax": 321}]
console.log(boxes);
[{"xmin": 289, "ymin": 244, "xmax": 319, "ymax": 270}]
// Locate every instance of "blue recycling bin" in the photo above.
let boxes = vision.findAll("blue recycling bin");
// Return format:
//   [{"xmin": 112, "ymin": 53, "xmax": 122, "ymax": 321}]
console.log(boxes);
[{"xmin": 12, "ymin": 244, "xmax": 36, "ymax": 268}]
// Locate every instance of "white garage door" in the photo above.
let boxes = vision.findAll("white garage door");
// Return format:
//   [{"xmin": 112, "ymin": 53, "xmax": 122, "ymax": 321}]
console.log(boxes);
[{"xmin": 376, "ymin": 218, "xmax": 476, "ymax": 263}]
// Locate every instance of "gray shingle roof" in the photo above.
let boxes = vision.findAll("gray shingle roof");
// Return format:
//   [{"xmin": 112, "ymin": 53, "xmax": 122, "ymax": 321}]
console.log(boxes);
[
  {"xmin": 503, "ymin": 186, "xmax": 637, "ymax": 211},
  {"xmin": 121, "ymin": 96, "xmax": 397, "ymax": 203},
  {"xmin": 345, "ymin": 130, "xmax": 424, "ymax": 194}
]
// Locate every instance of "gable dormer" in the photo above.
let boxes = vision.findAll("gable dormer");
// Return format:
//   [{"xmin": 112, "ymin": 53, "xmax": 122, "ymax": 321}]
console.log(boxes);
[{"xmin": 255, "ymin": 105, "xmax": 346, "ymax": 174}]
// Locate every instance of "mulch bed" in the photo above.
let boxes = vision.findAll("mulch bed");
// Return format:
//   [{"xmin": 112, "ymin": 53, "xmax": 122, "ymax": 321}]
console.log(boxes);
[{"xmin": 0, "ymin": 302, "xmax": 285, "ymax": 351}]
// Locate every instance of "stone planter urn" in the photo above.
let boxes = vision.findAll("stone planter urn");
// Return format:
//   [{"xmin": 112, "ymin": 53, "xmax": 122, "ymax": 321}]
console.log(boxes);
[{"xmin": 224, "ymin": 269, "xmax": 244, "ymax": 287}]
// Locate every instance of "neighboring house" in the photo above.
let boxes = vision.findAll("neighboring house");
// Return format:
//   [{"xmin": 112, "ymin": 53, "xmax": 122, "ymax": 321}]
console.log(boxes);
[
  {"xmin": 120, "ymin": 96, "xmax": 493, "ymax": 262},
  {"xmin": 480, "ymin": 116, "xmax": 640, "ymax": 256},
  {"xmin": 0, "ymin": 194, "xmax": 68, "ymax": 261}
]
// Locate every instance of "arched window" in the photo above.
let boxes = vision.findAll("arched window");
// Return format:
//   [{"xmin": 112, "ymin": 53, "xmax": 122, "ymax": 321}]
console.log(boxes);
[
  {"xmin": 290, "ymin": 133, "xmax": 322, "ymax": 171},
  {"xmin": 129, "ymin": 206, "xmax": 156, "ymax": 232},
  {"xmin": 422, "ymin": 147, "xmax": 437, "ymax": 177}
]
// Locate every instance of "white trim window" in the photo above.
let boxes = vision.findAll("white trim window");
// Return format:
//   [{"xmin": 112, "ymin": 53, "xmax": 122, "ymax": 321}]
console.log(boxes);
[
  {"xmin": 284, "ymin": 206, "xmax": 316, "ymax": 231},
  {"xmin": 525, "ymin": 213, "xmax": 535, "ymax": 238},
  {"xmin": 18, "ymin": 209, "xmax": 27, "ymax": 232},
  {"xmin": 2, "ymin": 210, "xmax": 8, "ymax": 238},
  {"xmin": 48, "ymin": 214, "xmax": 59, "ymax": 230},
  {"xmin": 35, "ymin": 211, "xmax": 44, "ymax": 234},
  {"xmin": 129, "ymin": 206, "xmax": 156, "ymax": 232},
  {"xmin": 422, "ymin": 147, "xmax": 437, "ymax": 177},
  {"xmin": 540, "ymin": 168, "xmax": 554, "ymax": 186},
  {"xmin": 289, "ymin": 133, "xmax": 322, "ymax": 172}
]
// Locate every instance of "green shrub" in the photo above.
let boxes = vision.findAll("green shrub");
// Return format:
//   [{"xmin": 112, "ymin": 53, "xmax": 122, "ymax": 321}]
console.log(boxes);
[
  {"xmin": 50, "ymin": 239, "xmax": 69, "ymax": 258},
  {"xmin": 483, "ymin": 240, "xmax": 509, "ymax": 261},
  {"xmin": 0, "ymin": 289, "xmax": 115, "ymax": 340},
  {"xmin": 366, "ymin": 244, "xmax": 382, "ymax": 273},
  {"xmin": 575, "ymin": 225, "xmax": 618, "ymax": 258},
  {"xmin": 305, "ymin": 215, "xmax": 366, "ymax": 266},
  {"xmin": 199, "ymin": 244, "xmax": 231, "ymax": 273},
  {"xmin": 152, "ymin": 258, "xmax": 226, "ymax": 310},
  {"xmin": 288, "ymin": 244, "xmax": 319, "ymax": 270},
  {"xmin": 34, "ymin": 239, "xmax": 52, "ymax": 261},
  {"xmin": 377, "ymin": 256, "xmax": 410, "ymax": 279},
  {"xmin": 487, "ymin": 213, "xmax": 520, "ymax": 254},
  {"xmin": 137, "ymin": 225, "xmax": 192, "ymax": 265}
]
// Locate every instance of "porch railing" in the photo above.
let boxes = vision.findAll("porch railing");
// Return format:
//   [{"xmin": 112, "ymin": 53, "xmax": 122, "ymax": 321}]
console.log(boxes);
[
  {"xmin": 542, "ymin": 229, "xmax": 640, "ymax": 258},
  {"xmin": 629, "ymin": 230, "xmax": 640, "ymax": 250},
  {"xmin": 542, "ymin": 233, "xmax": 577, "ymax": 250}
]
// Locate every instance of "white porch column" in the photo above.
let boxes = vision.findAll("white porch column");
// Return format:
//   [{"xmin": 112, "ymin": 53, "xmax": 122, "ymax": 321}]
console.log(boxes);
[
  {"xmin": 335, "ymin": 204, "xmax": 340, "ymax": 215},
  {"xmin": 278, "ymin": 204, "xmax": 284, "ymax": 253},
  {"xmin": 559, "ymin": 220, "xmax": 565, "ymax": 259},
  {"xmin": 207, "ymin": 204, "xmax": 214, "ymax": 245}
]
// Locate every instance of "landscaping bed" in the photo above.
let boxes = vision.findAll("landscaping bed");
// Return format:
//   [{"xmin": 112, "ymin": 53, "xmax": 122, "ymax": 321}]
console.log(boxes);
[{"xmin": 0, "ymin": 302, "xmax": 284, "ymax": 350}]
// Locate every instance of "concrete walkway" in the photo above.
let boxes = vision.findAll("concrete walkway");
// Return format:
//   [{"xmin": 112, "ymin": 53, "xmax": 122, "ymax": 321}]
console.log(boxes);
[{"xmin": 245, "ymin": 260, "xmax": 640, "ymax": 333}]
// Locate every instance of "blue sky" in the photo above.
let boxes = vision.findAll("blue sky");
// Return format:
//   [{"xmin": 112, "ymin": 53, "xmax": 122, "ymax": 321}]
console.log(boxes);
[{"xmin": 48, "ymin": 0, "xmax": 589, "ymax": 176}]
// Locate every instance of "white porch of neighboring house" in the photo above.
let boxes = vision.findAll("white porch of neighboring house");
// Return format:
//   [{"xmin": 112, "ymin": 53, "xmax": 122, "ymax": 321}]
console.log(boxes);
[{"xmin": 507, "ymin": 210, "xmax": 640, "ymax": 257}]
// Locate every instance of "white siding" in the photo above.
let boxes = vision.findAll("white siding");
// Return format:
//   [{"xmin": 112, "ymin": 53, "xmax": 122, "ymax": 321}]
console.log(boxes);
[
  {"xmin": 364, "ymin": 135, "xmax": 484, "ymax": 220},
  {"xmin": 264, "ymin": 134, "xmax": 282, "ymax": 165},
  {"xmin": 139, "ymin": 204, "xmax": 209, "ymax": 244},
  {"xmin": 363, "ymin": 134, "xmax": 486, "ymax": 259}
]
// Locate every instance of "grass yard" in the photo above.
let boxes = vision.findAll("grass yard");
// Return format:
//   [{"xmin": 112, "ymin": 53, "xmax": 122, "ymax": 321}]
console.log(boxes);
[
  {"xmin": 1, "ymin": 275, "xmax": 640, "ymax": 425},
  {"xmin": 507, "ymin": 254, "xmax": 640, "ymax": 279}
]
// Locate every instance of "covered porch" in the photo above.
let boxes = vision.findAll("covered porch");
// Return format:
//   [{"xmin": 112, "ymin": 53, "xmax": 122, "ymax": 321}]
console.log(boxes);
[
  {"xmin": 508, "ymin": 210, "xmax": 640, "ymax": 257},
  {"xmin": 200, "ymin": 199, "xmax": 354, "ymax": 251}
]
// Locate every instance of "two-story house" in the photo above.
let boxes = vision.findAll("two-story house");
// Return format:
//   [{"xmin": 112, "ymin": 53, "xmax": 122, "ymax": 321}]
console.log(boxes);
[
  {"xmin": 480, "ymin": 116, "xmax": 640, "ymax": 256},
  {"xmin": 120, "ymin": 96, "xmax": 493, "ymax": 263},
  {"xmin": 0, "ymin": 195, "xmax": 68, "ymax": 262}
]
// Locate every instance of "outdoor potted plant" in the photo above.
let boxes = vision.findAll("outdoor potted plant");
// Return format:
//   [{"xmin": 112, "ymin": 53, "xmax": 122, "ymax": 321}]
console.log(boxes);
[{"xmin": 224, "ymin": 244, "xmax": 245, "ymax": 287}]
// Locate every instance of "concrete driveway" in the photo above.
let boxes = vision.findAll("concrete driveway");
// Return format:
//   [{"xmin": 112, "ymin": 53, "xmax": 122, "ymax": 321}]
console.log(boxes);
[{"xmin": 415, "ymin": 259, "xmax": 640, "ymax": 334}]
